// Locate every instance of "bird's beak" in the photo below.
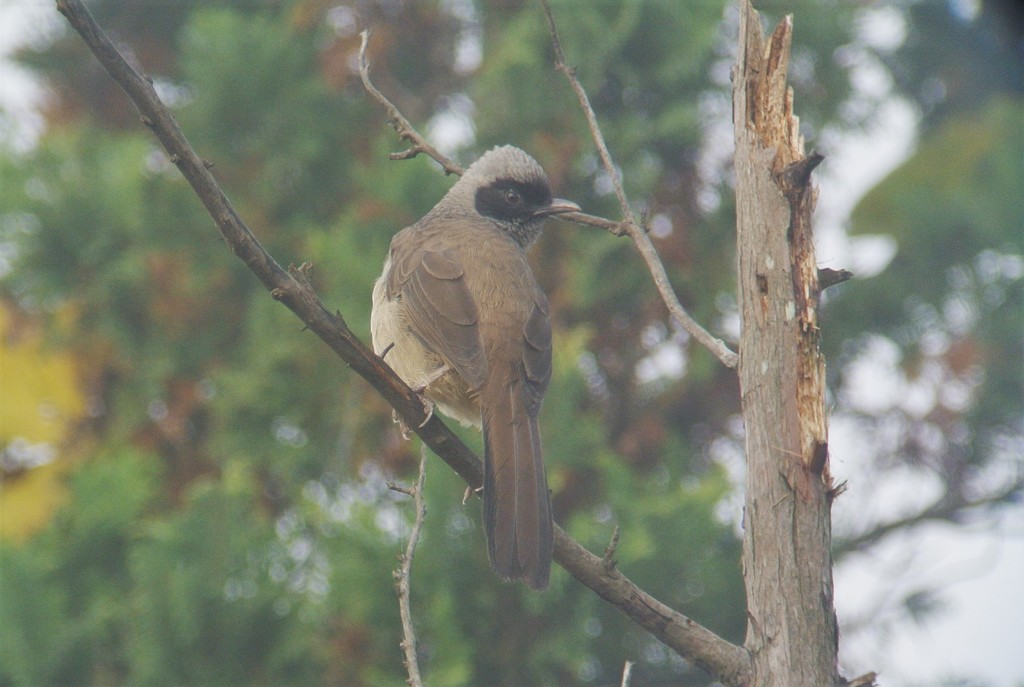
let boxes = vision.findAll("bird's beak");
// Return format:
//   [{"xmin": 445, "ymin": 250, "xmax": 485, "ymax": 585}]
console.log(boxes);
[{"xmin": 535, "ymin": 198, "xmax": 581, "ymax": 217}]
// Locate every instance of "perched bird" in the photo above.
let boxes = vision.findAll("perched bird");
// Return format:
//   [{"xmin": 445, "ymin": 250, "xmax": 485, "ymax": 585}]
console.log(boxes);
[{"xmin": 371, "ymin": 145, "xmax": 579, "ymax": 589}]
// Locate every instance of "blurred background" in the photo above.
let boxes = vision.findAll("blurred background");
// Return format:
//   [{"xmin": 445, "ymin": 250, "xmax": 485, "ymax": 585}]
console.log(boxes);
[{"xmin": 0, "ymin": 1, "xmax": 1021, "ymax": 686}]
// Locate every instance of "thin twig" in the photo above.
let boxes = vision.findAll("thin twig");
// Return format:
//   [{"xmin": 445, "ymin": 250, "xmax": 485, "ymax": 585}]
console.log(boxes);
[
  {"xmin": 357, "ymin": 30, "xmax": 630, "ymax": 236},
  {"xmin": 603, "ymin": 524, "xmax": 620, "ymax": 571},
  {"xmin": 539, "ymin": 0, "xmax": 739, "ymax": 369},
  {"xmin": 836, "ymin": 477, "xmax": 1024, "ymax": 553},
  {"xmin": 540, "ymin": 0, "xmax": 631, "ymax": 227},
  {"xmin": 394, "ymin": 452, "xmax": 429, "ymax": 687},
  {"xmin": 846, "ymin": 671, "xmax": 879, "ymax": 687},
  {"xmin": 358, "ymin": 30, "xmax": 464, "ymax": 177},
  {"xmin": 561, "ymin": 211, "xmax": 631, "ymax": 237},
  {"xmin": 620, "ymin": 660, "xmax": 635, "ymax": 687}
]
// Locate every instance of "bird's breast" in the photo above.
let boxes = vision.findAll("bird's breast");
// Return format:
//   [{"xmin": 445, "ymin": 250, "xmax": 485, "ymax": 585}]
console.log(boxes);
[{"xmin": 370, "ymin": 264, "xmax": 481, "ymax": 427}]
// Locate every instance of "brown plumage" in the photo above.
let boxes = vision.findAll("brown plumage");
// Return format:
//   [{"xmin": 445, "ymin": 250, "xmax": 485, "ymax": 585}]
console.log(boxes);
[{"xmin": 370, "ymin": 146, "xmax": 578, "ymax": 589}]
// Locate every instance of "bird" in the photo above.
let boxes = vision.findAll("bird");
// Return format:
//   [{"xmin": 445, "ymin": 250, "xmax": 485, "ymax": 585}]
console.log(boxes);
[{"xmin": 370, "ymin": 145, "xmax": 579, "ymax": 589}]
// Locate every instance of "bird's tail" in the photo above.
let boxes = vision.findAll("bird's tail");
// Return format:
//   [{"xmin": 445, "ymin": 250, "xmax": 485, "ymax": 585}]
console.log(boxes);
[{"xmin": 481, "ymin": 374, "xmax": 553, "ymax": 590}]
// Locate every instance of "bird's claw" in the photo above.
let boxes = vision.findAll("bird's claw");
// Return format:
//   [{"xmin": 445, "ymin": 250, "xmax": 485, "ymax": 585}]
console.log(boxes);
[
  {"xmin": 462, "ymin": 484, "xmax": 483, "ymax": 505},
  {"xmin": 417, "ymin": 396, "xmax": 434, "ymax": 428},
  {"xmin": 391, "ymin": 392, "xmax": 435, "ymax": 439}
]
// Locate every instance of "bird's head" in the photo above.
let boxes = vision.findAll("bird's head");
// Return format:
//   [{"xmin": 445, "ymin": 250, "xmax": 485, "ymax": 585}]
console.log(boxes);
[{"xmin": 455, "ymin": 145, "xmax": 580, "ymax": 248}]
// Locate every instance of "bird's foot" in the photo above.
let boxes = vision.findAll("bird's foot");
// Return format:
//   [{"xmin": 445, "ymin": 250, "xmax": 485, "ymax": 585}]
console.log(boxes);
[
  {"xmin": 462, "ymin": 484, "xmax": 483, "ymax": 505},
  {"xmin": 391, "ymin": 395, "xmax": 434, "ymax": 439},
  {"xmin": 416, "ymin": 396, "xmax": 435, "ymax": 429}
]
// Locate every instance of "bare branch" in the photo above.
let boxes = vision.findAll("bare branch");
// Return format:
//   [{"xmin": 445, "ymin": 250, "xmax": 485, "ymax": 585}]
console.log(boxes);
[
  {"xmin": 837, "ymin": 478, "xmax": 1024, "ymax": 554},
  {"xmin": 540, "ymin": 0, "xmax": 631, "ymax": 225},
  {"xmin": 620, "ymin": 660, "xmax": 634, "ymax": 687},
  {"xmin": 358, "ymin": 30, "xmax": 464, "ymax": 177},
  {"xmin": 845, "ymin": 672, "xmax": 879, "ymax": 687},
  {"xmin": 554, "ymin": 527, "xmax": 751, "ymax": 685},
  {"xmin": 394, "ymin": 452, "xmax": 429, "ymax": 687},
  {"xmin": 539, "ymin": 0, "xmax": 739, "ymax": 369},
  {"xmin": 562, "ymin": 211, "xmax": 631, "ymax": 237},
  {"xmin": 602, "ymin": 524, "xmax": 620, "ymax": 571},
  {"xmin": 52, "ymin": 0, "xmax": 485, "ymax": 490},
  {"xmin": 357, "ymin": 30, "xmax": 630, "ymax": 237},
  {"xmin": 55, "ymin": 2, "xmax": 751, "ymax": 684},
  {"xmin": 818, "ymin": 267, "xmax": 853, "ymax": 291}
]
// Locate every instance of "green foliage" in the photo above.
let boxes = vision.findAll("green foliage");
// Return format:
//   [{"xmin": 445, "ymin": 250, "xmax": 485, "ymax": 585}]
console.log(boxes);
[
  {"xmin": 881, "ymin": 0, "xmax": 1024, "ymax": 129},
  {"xmin": 177, "ymin": 7, "xmax": 367, "ymax": 227},
  {"xmin": 826, "ymin": 98, "xmax": 1024, "ymax": 468},
  {"xmin": 125, "ymin": 463, "xmax": 308, "ymax": 687},
  {"xmin": 0, "ymin": 449, "xmax": 158, "ymax": 686}
]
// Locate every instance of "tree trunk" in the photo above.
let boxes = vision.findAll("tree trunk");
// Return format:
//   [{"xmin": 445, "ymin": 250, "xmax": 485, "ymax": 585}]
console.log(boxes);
[{"xmin": 733, "ymin": 2, "xmax": 840, "ymax": 685}]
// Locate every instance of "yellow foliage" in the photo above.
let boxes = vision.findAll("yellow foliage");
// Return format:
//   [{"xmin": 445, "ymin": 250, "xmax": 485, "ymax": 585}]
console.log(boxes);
[
  {"xmin": 0, "ymin": 303, "xmax": 86, "ymax": 540},
  {"xmin": 0, "ymin": 306, "xmax": 84, "ymax": 442},
  {"xmin": 0, "ymin": 460, "xmax": 69, "ymax": 540}
]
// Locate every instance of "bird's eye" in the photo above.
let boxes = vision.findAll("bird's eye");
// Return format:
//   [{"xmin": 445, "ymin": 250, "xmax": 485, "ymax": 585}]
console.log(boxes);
[{"xmin": 504, "ymin": 189, "xmax": 522, "ymax": 206}]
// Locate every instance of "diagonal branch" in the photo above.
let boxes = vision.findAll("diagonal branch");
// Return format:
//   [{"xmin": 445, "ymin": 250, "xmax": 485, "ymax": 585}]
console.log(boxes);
[
  {"xmin": 539, "ymin": 0, "xmax": 739, "ymax": 370},
  {"xmin": 358, "ymin": 32, "xmax": 464, "ymax": 178},
  {"xmin": 540, "ymin": 0, "xmax": 631, "ymax": 225},
  {"xmin": 555, "ymin": 527, "xmax": 751, "ymax": 684},
  {"xmin": 54, "ymin": 0, "xmax": 482, "ymax": 490},
  {"xmin": 836, "ymin": 477, "xmax": 1024, "ymax": 554},
  {"xmin": 54, "ymin": 1, "xmax": 750, "ymax": 684}
]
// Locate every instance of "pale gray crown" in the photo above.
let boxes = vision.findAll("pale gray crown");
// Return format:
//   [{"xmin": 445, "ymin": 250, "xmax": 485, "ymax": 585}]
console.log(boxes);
[{"xmin": 459, "ymin": 145, "xmax": 550, "ymax": 190}]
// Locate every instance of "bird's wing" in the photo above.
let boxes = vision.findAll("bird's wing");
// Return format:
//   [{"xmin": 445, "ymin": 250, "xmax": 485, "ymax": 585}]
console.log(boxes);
[
  {"xmin": 386, "ymin": 231, "xmax": 488, "ymax": 389},
  {"xmin": 520, "ymin": 287, "xmax": 552, "ymax": 416}
]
